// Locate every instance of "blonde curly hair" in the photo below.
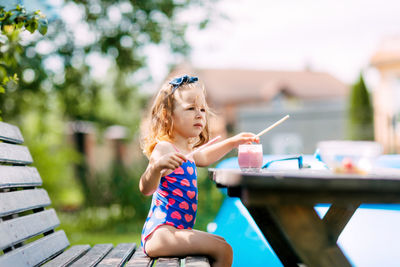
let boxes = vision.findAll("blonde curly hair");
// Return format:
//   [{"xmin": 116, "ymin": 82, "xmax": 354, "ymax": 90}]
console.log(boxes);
[{"xmin": 140, "ymin": 76, "xmax": 210, "ymax": 158}]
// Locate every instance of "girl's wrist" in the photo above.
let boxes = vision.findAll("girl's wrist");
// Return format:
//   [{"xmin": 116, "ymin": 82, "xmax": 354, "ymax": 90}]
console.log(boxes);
[
  {"xmin": 227, "ymin": 137, "xmax": 239, "ymax": 149},
  {"xmin": 149, "ymin": 162, "xmax": 162, "ymax": 174}
]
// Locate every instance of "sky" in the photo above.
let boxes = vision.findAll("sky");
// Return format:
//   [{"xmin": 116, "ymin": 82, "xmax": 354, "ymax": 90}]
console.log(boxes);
[{"xmin": 173, "ymin": 0, "xmax": 400, "ymax": 88}]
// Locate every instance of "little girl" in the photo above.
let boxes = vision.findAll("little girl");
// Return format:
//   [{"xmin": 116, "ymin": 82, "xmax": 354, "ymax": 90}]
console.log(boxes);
[{"xmin": 139, "ymin": 74, "xmax": 259, "ymax": 267}]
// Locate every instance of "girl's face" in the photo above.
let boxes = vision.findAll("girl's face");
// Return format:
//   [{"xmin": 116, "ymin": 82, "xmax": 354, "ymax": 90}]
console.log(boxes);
[{"xmin": 171, "ymin": 86, "xmax": 207, "ymax": 140}]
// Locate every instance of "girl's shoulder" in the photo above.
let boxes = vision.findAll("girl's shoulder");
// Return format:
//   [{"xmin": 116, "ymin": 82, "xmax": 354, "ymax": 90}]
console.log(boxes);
[{"xmin": 152, "ymin": 141, "xmax": 177, "ymax": 155}]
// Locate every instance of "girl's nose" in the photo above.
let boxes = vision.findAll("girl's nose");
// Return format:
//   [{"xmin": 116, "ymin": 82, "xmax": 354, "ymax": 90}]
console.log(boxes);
[{"xmin": 195, "ymin": 108, "xmax": 203, "ymax": 118}]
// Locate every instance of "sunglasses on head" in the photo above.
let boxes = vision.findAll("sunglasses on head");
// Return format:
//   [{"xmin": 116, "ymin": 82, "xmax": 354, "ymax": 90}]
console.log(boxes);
[
  {"xmin": 169, "ymin": 75, "xmax": 198, "ymax": 94},
  {"xmin": 262, "ymin": 155, "xmax": 305, "ymax": 169}
]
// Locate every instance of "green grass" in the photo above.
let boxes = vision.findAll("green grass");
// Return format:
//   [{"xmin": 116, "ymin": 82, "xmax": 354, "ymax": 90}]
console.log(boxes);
[
  {"xmin": 65, "ymin": 230, "xmax": 141, "ymax": 246},
  {"xmin": 57, "ymin": 206, "xmax": 146, "ymax": 247}
]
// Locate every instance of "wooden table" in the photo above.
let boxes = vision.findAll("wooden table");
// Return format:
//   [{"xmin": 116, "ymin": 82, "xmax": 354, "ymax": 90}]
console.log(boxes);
[{"xmin": 209, "ymin": 168, "xmax": 400, "ymax": 267}]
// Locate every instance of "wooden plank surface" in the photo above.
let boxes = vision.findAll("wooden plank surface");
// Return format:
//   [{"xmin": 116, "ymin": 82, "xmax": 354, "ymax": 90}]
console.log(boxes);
[
  {"xmin": 0, "ymin": 143, "xmax": 32, "ymax": 165},
  {"xmin": 154, "ymin": 257, "xmax": 180, "ymax": 267},
  {"xmin": 0, "ymin": 166, "xmax": 42, "ymax": 189},
  {"xmin": 0, "ymin": 188, "xmax": 51, "ymax": 217},
  {"xmin": 125, "ymin": 249, "xmax": 153, "ymax": 267},
  {"xmin": 70, "ymin": 243, "xmax": 113, "ymax": 267},
  {"xmin": 97, "ymin": 243, "xmax": 136, "ymax": 267},
  {"xmin": 0, "ymin": 209, "xmax": 59, "ymax": 250},
  {"xmin": 185, "ymin": 256, "xmax": 211, "ymax": 267},
  {"xmin": 43, "ymin": 244, "xmax": 91, "ymax": 267},
  {"xmin": 0, "ymin": 230, "xmax": 69, "ymax": 267},
  {"xmin": 0, "ymin": 122, "xmax": 24, "ymax": 144}
]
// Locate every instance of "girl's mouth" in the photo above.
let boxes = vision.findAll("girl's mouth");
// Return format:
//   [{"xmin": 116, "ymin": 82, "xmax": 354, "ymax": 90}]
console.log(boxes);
[{"xmin": 194, "ymin": 123, "xmax": 203, "ymax": 128}]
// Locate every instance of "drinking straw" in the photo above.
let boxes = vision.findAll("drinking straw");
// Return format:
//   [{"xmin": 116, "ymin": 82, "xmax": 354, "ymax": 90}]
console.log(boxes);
[
  {"xmin": 186, "ymin": 135, "xmax": 221, "ymax": 158},
  {"xmin": 255, "ymin": 115, "xmax": 290, "ymax": 137}
]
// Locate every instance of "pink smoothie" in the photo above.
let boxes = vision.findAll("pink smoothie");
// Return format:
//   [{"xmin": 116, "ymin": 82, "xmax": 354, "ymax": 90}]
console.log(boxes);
[{"xmin": 238, "ymin": 149, "xmax": 263, "ymax": 170}]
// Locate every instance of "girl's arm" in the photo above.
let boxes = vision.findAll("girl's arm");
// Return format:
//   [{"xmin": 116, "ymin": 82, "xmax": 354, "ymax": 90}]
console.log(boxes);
[
  {"xmin": 194, "ymin": 132, "xmax": 259, "ymax": 167},
  {"xmin": 139, "ymin": 142, "xmax": 187, "ymax": 196}
]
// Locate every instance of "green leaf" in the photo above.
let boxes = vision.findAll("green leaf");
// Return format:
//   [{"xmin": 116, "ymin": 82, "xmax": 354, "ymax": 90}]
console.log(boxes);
[
  {"xmin": 0, "ymin": 85, "xmax": 4, "ymax": 93},
  {"xmin": 199, "ymin": 19, "xmax": 209, "ymax": 30},
  {"xmin": 26, "ymin": 20, "xmax": 38, "ymax": 33},
  {"xmin": 38, "ymin": 18, "xmax": 48, "ymax": 35}
]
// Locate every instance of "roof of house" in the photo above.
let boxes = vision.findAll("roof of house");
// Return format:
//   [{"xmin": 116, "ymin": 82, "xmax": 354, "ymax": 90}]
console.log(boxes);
[
  {"xmin": 191, "ymin": 68, "xmax": 349, "ymax": 106},
  {"xmin": 370, "ymin": 37, "xmax": 400, "ymax": 66},
  {"xmin": 167, "ymin": 64, "xmax": 349, "ymax": 107}
]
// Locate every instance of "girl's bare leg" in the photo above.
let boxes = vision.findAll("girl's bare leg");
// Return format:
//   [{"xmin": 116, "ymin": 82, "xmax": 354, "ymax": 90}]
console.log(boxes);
[{"xmin": 145, "ymin": 225, "xmax": 233, "ymax": 267}]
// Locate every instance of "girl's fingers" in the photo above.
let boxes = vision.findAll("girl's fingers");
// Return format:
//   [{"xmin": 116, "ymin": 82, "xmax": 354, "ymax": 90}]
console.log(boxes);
[{"xmin": 175, "ymin": 153, "xmax": 188, "ymax": 162}]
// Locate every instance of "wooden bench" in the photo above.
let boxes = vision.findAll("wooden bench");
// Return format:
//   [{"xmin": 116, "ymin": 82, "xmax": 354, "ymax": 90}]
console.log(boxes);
[{"xmin": 0, "ymin": 122, "xmax": 211, "ymax": 267}]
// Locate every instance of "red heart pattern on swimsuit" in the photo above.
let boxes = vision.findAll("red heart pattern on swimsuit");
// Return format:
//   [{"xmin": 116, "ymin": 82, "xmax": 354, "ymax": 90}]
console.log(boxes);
[
  {"xmin": 165, "ymin": 176, "xmax": 177, "ymax": 183},
  {"xmin": 187, "ymin": 166, "xmax": 194, "ymax": 175},
  {"xmin": 174, "ymin": 167, "xmax": 184, "ymax": 174},
  {"xmin": 173, "ymin": 188, "xmax": 183, "ymax": 197},
  {"xmin": 187, "ymin": 190, "xmax": 195, "ymax": 199},
  {"xmin": 179, "ymin": 201, "xmax": 189, "ymax": 210},
  {"xmin": 192, "ymin": 203, "xmax": 197, "ymax": 211},
  {"xmin": 181, "ymin": 179, "xmax": 190, "ymax": 187},
  {"xmin": 158, "ymin": 190, "xmax": 168, "ymax": 197},
  {"xmin": 171, "ymin": 211, "xmax": 182, "ymax": 220},
  {"xmin": 185, "ymin": 214, "xmax": 193, "ymax": 222}
]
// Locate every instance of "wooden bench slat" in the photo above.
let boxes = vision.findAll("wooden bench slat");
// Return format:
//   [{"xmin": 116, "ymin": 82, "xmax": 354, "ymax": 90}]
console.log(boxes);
[
  {"xmin": 0, "ymin": 166, "xmax": 42, "ymax": 189},
  {"xmin": 185, "ymin": 256, "xmax": 211, "ymax": 267},
  {"xmin": 70, "ymin": 243, "xmax": 113, "ymax": 267},
  {"xmin": 0, "ymin": 188, "xmax": 51, "ymax": 217},
  {"xmin": 0, "ymin": 143, "xmax": 32, "ymax": 165},
  {"xmin": 155, "ymin": 257, "xmax": 180, "ymax": 267},
  {"xmin": 96, "ymin": 243, "xmax": 136, "ymax": 267},
  {"xmin": 0, "ymin": 230, "xmax": 69, "ymax": 267},
  {"xmin": 0, "ymin": 209, "xmax": 59, "ymax": 250},
  {"xmin": 125, "ymin": 249, "xmax": 154, "ymax": 267},
  {"xmin": 42, "ymin": 244, "xmax": 91, "ymax": 267},
  {"xmin": 0, "ymin": 122, "xmax": 24, "ymax": 144}
]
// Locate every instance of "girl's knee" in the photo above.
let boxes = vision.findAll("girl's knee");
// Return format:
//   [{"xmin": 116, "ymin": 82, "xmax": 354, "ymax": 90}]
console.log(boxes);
[
  {"xmin": 217, "ymin": 239, "xmax": 233, "ymax": 262},
  {"xmin": 224, "ymin": 242, "xmax": 233, "ymax": 258}
]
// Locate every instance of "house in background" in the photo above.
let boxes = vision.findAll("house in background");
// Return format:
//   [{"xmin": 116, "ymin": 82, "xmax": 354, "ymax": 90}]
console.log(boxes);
[
  {"xmin": 170, "ymin": 65, "xmax": 349, "ymax": 154},
  {"xmin": 370, "ymin": 37, "xmax": 400, "ymax": 153}
]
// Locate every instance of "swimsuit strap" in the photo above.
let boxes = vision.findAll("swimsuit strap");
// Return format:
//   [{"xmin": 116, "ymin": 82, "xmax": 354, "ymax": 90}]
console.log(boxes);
[
  {"xmin": 171, "ymin": 143, "xmax": 180, "ymax": 153},
  {"xmin": 159, "ymin": 141, "xmax": 195, "ymax": 162}
]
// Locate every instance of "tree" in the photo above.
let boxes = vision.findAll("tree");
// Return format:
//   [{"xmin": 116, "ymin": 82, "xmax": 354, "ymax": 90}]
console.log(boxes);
[
  {"xmin": 0, "ymin": 4, "xmax": 47, "ymax": 119},
  {"xmin": 348, "ymin": 73, "xmax": 374, "ymax": 140},
  {"xmin": 0, "ymin": 1, "xmax": 219, "ymax": 206}
]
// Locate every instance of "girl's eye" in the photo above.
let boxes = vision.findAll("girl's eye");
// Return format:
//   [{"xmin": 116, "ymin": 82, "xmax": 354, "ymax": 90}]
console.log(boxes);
[
  {"xmin": 201, "ymin": 108, "xmax": 206, "ymax": 112},
  {"xmin": 188, "ymin": 107, "xmax": 195, "ymax": 111}
]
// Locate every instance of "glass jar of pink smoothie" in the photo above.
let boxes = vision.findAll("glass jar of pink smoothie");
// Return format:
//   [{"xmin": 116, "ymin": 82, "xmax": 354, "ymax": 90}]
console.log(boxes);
[{"xmin": 238, "ymin": 144, "xmax": 263, "ymax": 172}]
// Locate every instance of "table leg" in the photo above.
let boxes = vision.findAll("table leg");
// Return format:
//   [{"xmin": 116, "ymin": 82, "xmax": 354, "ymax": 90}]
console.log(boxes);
[
  {"xmin": 268, "ymin": 204, "xmax": 352, "ymax": 267},
  {"xmin": 323, "ymin": 203, "xmax": 360, "ymax": 242},
  {"xmin": 246, "ymin": 206, "xmax": 302, "ymax": 266}
]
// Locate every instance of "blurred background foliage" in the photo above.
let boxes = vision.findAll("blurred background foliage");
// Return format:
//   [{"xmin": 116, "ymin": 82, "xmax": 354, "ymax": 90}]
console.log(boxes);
[{"xmin": 1, "ymin": 0, "xmax": 224, "ymax": 245}]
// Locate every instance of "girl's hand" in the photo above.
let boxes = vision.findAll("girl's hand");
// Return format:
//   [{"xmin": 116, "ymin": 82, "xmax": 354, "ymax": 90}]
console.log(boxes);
[
  {"xmin": 155, "ymin": 152, "xmax": 187, "ymax": 174},
  {"xmin": 231, "ymin": 132, "xmax": 260, "ymax": 148}
]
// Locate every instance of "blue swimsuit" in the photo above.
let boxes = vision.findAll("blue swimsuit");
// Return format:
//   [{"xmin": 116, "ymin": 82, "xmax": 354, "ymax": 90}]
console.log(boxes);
[{"xmin": 141, "ymin": 159, "xmax": 198, "ymax": 253}]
